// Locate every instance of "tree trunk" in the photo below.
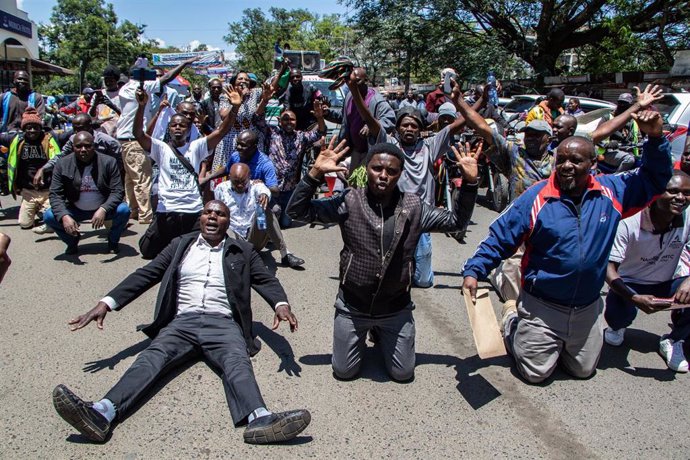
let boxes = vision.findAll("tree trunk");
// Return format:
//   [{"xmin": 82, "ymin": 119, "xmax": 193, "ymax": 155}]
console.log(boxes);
[{"xmin": 531, "ymin": 52, "xmax": 559, "ymax": 92}]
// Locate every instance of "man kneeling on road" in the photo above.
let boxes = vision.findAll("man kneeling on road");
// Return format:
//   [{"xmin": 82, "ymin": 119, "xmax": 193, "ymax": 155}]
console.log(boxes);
[
  {"xmin": 462, "ymin": 110, "xmax": 672, "ymax": 384},
  {"xmin": 603, "ymin": 170, "xmax": 690, "ymax": 372},
  {"xmin": 44, "ymin": 132, "xmax": 129, "ymax": 254},
  {"xmin": 288, "ymin": 137, "xmax": 478, "ymax": 381},
  {"xmin": 52, "ymin": 200, "xmax": 311, "ymax": 444}
]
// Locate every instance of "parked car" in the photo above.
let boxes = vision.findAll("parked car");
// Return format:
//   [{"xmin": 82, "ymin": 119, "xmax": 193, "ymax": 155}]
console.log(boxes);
[
  {"xmin": 573, "ymin": 107, "xmax": 614, "ymax": 137},
  {"xmin": 657, "ymin": 93, "xmax": 690, "ymax": 160},
  {"xmin": 502, "ymin": 94, "xmax": 615, "ymax": 121}
]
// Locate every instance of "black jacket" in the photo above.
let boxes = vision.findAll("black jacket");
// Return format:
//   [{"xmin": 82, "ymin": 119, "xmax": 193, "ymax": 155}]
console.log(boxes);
[
  {"xmin": 199, "ymin": 98, "xmax": 218, "ymax": 135},
  {"xmin": 106, "ymin": 232, "xmax": 289, "ymax": 356},
  {"xmin": 287, "ymin": 174, "xmax": 477, "ymax": 315},
  {"xmin": 49, "ymin": 152, "xmax": 124, "ymax": 223}
]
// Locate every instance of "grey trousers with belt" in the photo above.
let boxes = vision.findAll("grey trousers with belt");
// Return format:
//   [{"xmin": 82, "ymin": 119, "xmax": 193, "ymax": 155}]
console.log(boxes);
[
  {"xmin": 505, "ymin": 291, "xmax": 604, "ymax": 384},
  {"xmin": 104, "ymin": 313, "xmax": 265, "ymax": 426}
]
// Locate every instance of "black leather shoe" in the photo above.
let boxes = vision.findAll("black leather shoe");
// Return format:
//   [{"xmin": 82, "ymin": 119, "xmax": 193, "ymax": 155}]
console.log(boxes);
[
  {"xmin": 52, "ymin": 384, "xmax": 110, "ymax": 442},
  {"xmin": 107, "ymin": 242, "xmax": 120, "ymax": 254},
  {"xmin": 281, "ymin": 253, "xmax": 305, "ymax": 268},
  {"xmin": 243, "ymin": 409, "xmax": 311, "ymax": 444}
]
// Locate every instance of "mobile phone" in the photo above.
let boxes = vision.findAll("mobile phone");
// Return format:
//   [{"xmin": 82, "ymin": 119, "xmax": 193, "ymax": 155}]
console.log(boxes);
[
  {"xmin": 130, "ymin": 67, "xmax": 158, "ymax": 86},
  {"xmin": 443, "ymin": 72, "xmax": 455, "ymax": 95}
]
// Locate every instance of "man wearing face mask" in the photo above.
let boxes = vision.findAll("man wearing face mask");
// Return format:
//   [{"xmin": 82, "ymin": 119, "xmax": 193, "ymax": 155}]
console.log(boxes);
[
  {"xmin": 0, "ymin": 71, "xmax": 44, "ymax": 133},
  {"xmin": 462, "ymin": 110, "xmax": 672, "ymax": 384},
  {"xmin": 43, "ymin": 132, "xmax": 129, "ymax": 255}
]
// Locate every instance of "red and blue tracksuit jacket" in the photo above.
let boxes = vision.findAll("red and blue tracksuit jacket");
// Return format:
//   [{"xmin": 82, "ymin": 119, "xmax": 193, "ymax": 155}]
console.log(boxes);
[{"xmin": 462, "ymin": 136, "xmax": 672, "ymax": 307}]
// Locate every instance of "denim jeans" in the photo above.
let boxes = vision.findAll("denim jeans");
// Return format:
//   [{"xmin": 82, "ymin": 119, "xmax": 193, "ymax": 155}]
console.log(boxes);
[
  {"xmin": 44, "ymin": 202, "xmax": 131, "ymax": 249},
  {"xmin": 413, "ymin": 232, "xmax": 433, "ymax": 288}
]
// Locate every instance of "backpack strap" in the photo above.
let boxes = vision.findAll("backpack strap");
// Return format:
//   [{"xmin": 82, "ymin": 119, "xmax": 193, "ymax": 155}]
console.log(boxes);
[{"xmin": 167, "ymin": 142, "xmax": 203, "ymax": 196}]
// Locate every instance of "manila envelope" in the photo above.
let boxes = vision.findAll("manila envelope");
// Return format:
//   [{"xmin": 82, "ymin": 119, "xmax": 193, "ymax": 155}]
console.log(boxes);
[{"xmin": 463, "ymin": 288, "xmax": 507, "ymax": 359}]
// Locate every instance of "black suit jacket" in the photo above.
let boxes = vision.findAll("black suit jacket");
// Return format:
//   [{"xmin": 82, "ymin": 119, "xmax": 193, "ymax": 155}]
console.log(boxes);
[
  {"xmin": 49, "ymin": 152, "xmax": 124, "ymax": 222},
  {"xmin": 106, "ymin": 232, "xmax": 289, "ymax": 356},
  {"xmin": 199, "ymin": 98, "xmax": 218, "ymax": 135}
]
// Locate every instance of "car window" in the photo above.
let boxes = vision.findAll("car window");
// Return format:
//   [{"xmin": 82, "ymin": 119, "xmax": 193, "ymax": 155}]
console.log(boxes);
[
  {"xmin": 576, "ymin": 108, "xmax": 613, "ymax": 124},
  {"xmin": 655, "ymin": 95, "xmax": 681, "ymax": 121},
  {"xmin": 308, "ymin": 81, "xmax": 344, "ymax": 108},
  {"xmin": 504, "ymin": 98, "xmax": 537, "ymax": 113},
  {"xmin": 578, "ymin": 102, "xmax": 608, "ymax": 113}
]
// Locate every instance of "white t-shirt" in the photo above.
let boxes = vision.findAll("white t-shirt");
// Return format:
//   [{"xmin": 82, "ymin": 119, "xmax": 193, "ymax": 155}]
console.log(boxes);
[
  {"xmin": 609, "ymin": 207, "xmax": 690, "ymax": 284},
  {"xmin": 214, "ymin": 181, "xmax": 271, "ymax": 238},
  {"xmin": 115, "ymin": 79, "xmax": 160, "ymax": 139},
  {"xmin": 149, "ymin": 137, "xmax": 209, "ymax": 213},
  {"xmin": 74, "ymin": 165, "xmax": 105, "ymax": 211}
]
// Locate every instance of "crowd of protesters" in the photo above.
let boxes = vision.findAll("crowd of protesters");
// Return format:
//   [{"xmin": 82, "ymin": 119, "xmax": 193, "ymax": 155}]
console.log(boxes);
[{"xmin": 0, "ymin": 53, "xmax": 688, "ymax": 446}]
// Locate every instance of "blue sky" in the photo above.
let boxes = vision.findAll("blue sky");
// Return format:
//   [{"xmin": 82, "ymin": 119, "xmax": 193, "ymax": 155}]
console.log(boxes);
[{"xmin": 20, "ymin": 0, "xmax": 349, "ymax": 53}]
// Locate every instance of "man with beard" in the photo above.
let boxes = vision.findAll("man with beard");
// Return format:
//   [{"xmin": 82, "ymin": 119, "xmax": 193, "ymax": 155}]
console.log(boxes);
[
  {"xmin": 462, "ymin": 110, "xmax": 672, "ymax": 384},
  {"xmin": 43, "ymin": 132, "xmax": 129, "ymax": 254},
  {"xmin": 133, "ymin": 86, "xmax": 240, "ymax": 259},
  {"xmin": 0, "ymin": 71, "xmax": 44, "ymax": 133},
  {"xmin": 603, "ymin": 170, "xmax": 690, "ymax": 372},
  {"xmin": 287, "ymin": 137, "xmax": 478, "ymax": 381},
  {"xmin": 348, "ymin": 75, "xmax": 466, "ymax": 288}
]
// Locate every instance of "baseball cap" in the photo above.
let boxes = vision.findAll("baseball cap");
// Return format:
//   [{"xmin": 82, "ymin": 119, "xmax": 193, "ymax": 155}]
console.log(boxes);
[
  {"xmin": 438, "ymin": 102, "xmax": 457, "ymax": 119},
  {"xmin": 617, "ymin": 93, "xmax": 633, "ymax": 104},
  {"xmin": 82, "ymin": 87, "xmax": 95, "ymax": 95},
  {"xmin": 520, "ymin": 119, "xmax": 553, "ymax": 136}
]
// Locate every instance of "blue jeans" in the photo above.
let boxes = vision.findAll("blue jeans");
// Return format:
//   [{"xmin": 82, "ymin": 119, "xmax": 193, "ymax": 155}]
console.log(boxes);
[
  {"xmin": 604, "ymin": 277, "xmax": 690, "ymax": 341},
  {"xmin": 272, "ymin": 190, "xmax": 294, "ymax": 228},
  {"xmin": 413, "ymin": 232, "xmax": 433, "ymax": 288},
  {"xmin": 44, "ymin": 202, "xmax": 130, "ymax": 249}
]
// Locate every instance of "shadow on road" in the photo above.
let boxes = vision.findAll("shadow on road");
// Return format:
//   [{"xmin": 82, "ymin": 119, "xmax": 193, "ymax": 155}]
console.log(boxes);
[
  {"xmin": 596, "ymin": 327, "xmax": 677, "ymax": 382},
  {"xmin": 82, "ymin": 339, "xmax": 151, "ymax": 374},
  {"xmin": 52, "ymin": 242, "xmax": 138, "ymax": 264},
  {"xmin": 254, "ymin": 322, "xmax": 302, "ymax": 377}
]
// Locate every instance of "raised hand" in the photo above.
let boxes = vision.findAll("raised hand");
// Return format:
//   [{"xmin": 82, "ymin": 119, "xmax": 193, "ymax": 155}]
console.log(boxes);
[
  {"xmin": 312, "ymin": 99, "xmax": 325, "ymax": 119},
  {"xmin": 309, "ymin": 135, "xmax": 350, "ymax": 180},
  {"xmin": 451, "ymin": 141, "xmax": 480, "ymax": 184},
  {"xmin": 224, "ymin": 84, "xmax": 242, "ymax": 107},
  {"xmin": 260, "ymin": 81, "xmax": 275, "ymax": 102},
  {"xmin": 631, "ymin": 110, "xmax": 663, "ymax": 137},
  {"xmin": 135, "ymin": 88, "xmax": 148, "ymax": 106},
  {"xmin": 634, "ymin": 84, "xmax": 663, "ymax": 109}
]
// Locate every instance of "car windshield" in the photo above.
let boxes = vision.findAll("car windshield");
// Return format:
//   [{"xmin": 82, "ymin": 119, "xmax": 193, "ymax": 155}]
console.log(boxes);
[
  {"xmin": 576, "ymin": 108, "xmax": 613, "ymax": 124},
  {"xmin": 309, "ymin": 81, "xmax": 345, "ymax": 108},
  {"xmin": 504, "ymin": 98, "xmax": 537, "ymax": 113},
  {"xmin": 655, "ymin": 95, "xmax": 681, "ymax": 121}
]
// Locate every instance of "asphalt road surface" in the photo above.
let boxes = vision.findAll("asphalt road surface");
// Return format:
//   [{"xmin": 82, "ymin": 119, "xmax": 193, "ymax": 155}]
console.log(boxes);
[{"xmin": 1, "ymin": 193, "xmax": 688, "ymax": 459}]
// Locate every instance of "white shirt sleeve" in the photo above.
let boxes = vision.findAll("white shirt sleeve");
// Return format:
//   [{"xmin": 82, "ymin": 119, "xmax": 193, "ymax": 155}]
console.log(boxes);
[
  {"xmin": 145, "ymin": 79, "xmax": 162, "ymax": 95},
  {"xmin": 149, "ymin": 138, "xmax": 165, "ymax": 163},
  {"xmin": 253, "ymin": 182, "xmax": 271, "ymax": 199},
  {"xmin": 609, "ymin": 220, "xmax": 630, "ymax": 263},
  {"xmin": 100, "ymin": 296, "xmax": 120, "ymax": 311}
]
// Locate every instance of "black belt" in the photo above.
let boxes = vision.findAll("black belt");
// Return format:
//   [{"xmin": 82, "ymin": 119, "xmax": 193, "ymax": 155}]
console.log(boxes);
[{"xmin": 118, "ymin": 137, "xmax": 136, "ymax": 142}]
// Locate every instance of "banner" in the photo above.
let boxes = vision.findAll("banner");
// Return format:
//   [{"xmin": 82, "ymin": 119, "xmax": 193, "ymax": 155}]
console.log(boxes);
[{"xmin": 151, "ymin": 51, "xmax": 224, "ymax": 68}]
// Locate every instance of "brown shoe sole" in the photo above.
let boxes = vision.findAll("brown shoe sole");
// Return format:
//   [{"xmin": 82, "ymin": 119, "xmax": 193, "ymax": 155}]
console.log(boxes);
[{"xmin": 243, "ymin": 410, "xmax": 311, "ymax": 444}]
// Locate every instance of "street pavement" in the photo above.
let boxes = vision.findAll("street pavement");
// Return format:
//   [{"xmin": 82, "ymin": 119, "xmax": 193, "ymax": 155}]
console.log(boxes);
[{"xmin": 0, "ymin": 193, "xmax": 688, "ymax": 459}]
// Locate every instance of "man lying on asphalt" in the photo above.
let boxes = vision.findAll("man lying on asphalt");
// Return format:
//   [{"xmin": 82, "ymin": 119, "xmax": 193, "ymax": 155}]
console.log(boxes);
[{"xmin": 52, "ymin": 200, "xmax": 311, "ymax": 445}]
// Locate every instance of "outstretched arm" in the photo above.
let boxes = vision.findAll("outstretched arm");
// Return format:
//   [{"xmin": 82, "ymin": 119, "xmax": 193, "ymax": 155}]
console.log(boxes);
[
  {"xmin": 451, "ymin": 80, "xmax": 495, "ymax": 146},
  {"xmin": 591, "ymin": 84, "xmax": 663, "ymax": 144},
  {"xmin": 133, "ymin": 89, "xmax": 152, "ymax": 152},
  {"xmin": 159, "ymin": 56, "xmax": 199, "ymax": 87},
  {"xmin": 205, "ymin": 86, "xmax": 241, "ymax": 151},
  {"xmin": 345, "ymin": 72, "xmax": 382, "ymax": 139}
]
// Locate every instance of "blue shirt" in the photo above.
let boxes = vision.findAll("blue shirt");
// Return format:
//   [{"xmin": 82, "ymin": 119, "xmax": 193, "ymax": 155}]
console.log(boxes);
[{"xmin": 226, "ymin": 150, "xmax": 278, "ymax": 188}]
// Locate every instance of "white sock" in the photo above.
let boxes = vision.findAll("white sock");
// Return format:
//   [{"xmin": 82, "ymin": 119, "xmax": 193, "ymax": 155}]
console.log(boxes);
[
  {"xmin": 248, "ymin": 407, "xmax": 272, "ymax": 423},
  {"xmin": 92, "ymin": 398, "xmax": 116, "ymax": 423}
]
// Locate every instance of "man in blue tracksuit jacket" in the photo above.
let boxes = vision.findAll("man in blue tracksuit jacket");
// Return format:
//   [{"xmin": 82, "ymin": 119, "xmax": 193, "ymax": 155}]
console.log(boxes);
[{"xmin": 462, "ymin": 110, "xmax": 672, "ymax": 384}]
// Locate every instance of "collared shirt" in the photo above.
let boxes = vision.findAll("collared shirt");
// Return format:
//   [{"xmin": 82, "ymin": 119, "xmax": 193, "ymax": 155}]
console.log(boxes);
[
  {"xmin": 175, "ymin": 235, "xmax": 232, "ymax": 316},
  {"xmin": 214, "ymin": 181, "xmax": 271, "ymax": 238},
  {"xmin": 261, "ymin": 122, "xmax": 322, "ymax": 191},
  {"xmin": 226, "ymin": 151, "xmax": 278, "ymax": 188}
]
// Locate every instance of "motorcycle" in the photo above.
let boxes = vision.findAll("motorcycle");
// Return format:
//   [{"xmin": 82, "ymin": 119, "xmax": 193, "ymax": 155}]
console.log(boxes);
[{"xmin": 596, "ymin": 141, "xmax": 644, "ymax": 174}]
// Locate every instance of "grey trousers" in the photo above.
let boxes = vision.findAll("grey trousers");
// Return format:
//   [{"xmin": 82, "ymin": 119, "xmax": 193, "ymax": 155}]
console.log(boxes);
[
  {"xmin": 506, "ymin": 291, "xmax": 604, "ymax": 383},
  {"xmin": 489, "ymin": 245, "xmax": 524, "ymax": 302},
  {"xmin": 105, "ymin": 313, "xmax": 265, "ymax": 426},
  {"xmin": 332, "ymin": 298, "xmax": 416, "ymax": 382},
  {"xmin": 247, "ymin": 203, "xmax": 286, "ymax": 253}
]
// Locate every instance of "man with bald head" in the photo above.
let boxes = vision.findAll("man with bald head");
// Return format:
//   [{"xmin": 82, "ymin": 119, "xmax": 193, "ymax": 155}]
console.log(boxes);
[
  {"xmin": 52, "ymin": 199, "xmax": 311, "ymax": 445},
  {"xmin": 204, "ymin": 129, "xmax": 305, "ymax": 267},
  {"xmin": 0, "ymin": 70, "xmax": 44, "ymax": 133},
  {"xmin": 214, "ymin": 163, "xmax": 273, "ymax": 247},
  {"xmin": 462, "ymin": 110, "xmax": 672, "ymax": 384},
  {"xmin": 323, "ymin": 66, "xmax": 395, "ymax": 171},
  {"xmin": 44, "ymin": 131, "xmax": 129, "ymax": 254}
]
